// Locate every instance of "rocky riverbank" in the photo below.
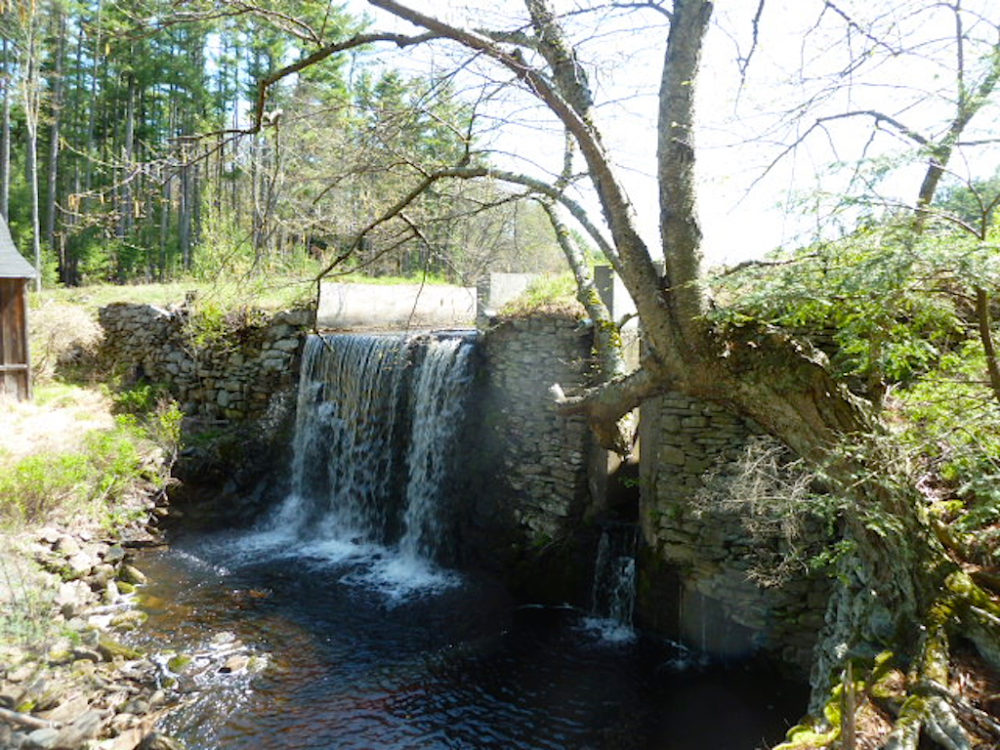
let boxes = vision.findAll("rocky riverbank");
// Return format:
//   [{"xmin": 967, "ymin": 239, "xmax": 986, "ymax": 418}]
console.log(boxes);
[{"xmin": 0, "ymin": 516, "xmax": 260, "ymax": 749}]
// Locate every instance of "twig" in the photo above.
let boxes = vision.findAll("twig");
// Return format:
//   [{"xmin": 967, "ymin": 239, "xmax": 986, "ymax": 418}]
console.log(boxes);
[{"xmin": 0, "ymin": 706, "xmax": 60, "ymax": 730}]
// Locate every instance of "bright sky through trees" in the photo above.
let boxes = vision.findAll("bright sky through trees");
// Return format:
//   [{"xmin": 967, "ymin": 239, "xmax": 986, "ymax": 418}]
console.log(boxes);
[{"xmin": 349, "ymin": 0, "xmax": 1000, "ymax": 265}]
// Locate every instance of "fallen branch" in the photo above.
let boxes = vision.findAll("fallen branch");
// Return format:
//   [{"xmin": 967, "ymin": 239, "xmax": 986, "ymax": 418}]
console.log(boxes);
[{"xmin": 0, "ymin": 706, "xmax": 60, "ymax": 730}]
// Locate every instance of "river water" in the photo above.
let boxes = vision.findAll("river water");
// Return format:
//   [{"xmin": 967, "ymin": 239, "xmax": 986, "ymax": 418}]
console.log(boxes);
[{"xmin": 130, "ymin": 530, "xmax": 806, "ymax": 750}]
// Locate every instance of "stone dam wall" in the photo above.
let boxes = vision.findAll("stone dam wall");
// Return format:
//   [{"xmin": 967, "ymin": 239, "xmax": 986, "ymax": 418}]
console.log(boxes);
[
  {"xmin": 96, "ymin": 302, "xmax": 830, "ymax": 671},
  {"xmin": 98, "ymin": 302, "xmax": 312, "ymax": 422},
  {"xmin": 480, "ymin": 314, "xmax": 596, "ymax": 543},
  {"xmin": 639, "ymin": 393, "xmax": 831, "ymax": 670}
]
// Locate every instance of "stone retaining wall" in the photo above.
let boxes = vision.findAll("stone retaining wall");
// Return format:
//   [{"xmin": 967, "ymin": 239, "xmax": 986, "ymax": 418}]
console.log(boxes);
[
  {"xmin": 98, "ymin": 303, "xmax": 312, "ymax": 422},
  {"xmin": 96, "ymin": 300, "xmax": 830, "ymax": 669},
  {"xmin": 639, "ymin": 392, "xmax": 831, "ymax": 669},
  {"xmin": 480, "ymin": 313, "xmax": 597, "ymax": 544}
]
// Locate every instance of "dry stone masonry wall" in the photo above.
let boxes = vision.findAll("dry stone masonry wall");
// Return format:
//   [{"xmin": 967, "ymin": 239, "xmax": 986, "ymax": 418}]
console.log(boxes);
[
  {"xmin": 640, "ymin": 391, "xmax": 831, "ymax": 669},
  {"xmin": 480, "ymin": 314, "xmax": 596, "ymax": 545},
  {"xmin": 96, "ymin": 299, "xmax": 831, "ymax": 670},
  {"xmin": 98, "ymin": 303, "xmax": 312, "ymax": 422}
]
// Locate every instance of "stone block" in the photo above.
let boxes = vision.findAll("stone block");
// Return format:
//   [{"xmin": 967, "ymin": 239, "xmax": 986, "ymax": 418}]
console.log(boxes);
[{"xmin": 661, "ymin": 445, "xmax": 686, "ymax": 466}]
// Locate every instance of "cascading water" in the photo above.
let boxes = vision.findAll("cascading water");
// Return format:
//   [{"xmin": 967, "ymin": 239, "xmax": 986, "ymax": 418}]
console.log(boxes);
[
  {"xmin": 256, "ymin": 331, "xmax": 475, "ymax": 590},
  {"xmin": 587, "ymin": 525, "xmax": 638, "ymax": 642},
  {"xmin": 399, "ymin": 336, "xmax": 474, "ymax": 560}
]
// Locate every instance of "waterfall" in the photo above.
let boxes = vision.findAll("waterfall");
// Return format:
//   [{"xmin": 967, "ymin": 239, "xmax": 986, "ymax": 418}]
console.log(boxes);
[
  {"xmin": 399, "ymin": 337, "xmax": 474, "ymax": 560},
  {"xmin": 265, "ymin": 332, "xmax": 475, "ymax": 565},
  {"xmin": 587, "ymin": 526, "xmax": 638, "ymax": 642}
]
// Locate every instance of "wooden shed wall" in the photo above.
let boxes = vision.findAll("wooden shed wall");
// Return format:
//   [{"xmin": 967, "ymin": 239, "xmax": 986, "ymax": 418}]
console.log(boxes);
[{"xmin": 0, "ymin": 278, "xmax": 30, "ymax": 400}]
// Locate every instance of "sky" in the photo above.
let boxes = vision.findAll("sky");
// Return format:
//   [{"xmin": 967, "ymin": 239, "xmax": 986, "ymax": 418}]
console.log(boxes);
[{"xmin": 345, "ymin": 0, "xmax": 1000, "ymax": 266}]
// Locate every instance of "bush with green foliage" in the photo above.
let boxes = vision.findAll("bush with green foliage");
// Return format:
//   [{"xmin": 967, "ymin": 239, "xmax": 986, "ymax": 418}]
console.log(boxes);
[
  {"xmin": 712, "ymin": 225, "xmax": 979, "ymax": 387},
  {"xmin": 714, "ymin": 220, "xmax": 1000, "ymax": 543}
]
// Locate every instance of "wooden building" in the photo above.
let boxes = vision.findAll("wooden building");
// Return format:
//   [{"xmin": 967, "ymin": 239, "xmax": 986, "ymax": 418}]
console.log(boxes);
[{"xmin": 0, "ymin": 216, "xmax": 37, "ymax": 400}]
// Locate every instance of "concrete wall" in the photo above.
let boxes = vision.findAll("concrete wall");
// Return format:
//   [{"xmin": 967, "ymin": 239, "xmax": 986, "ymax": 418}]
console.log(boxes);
[
  {"xmin": 317, "ymin": 281, "xmax": 476, "ymax": 330},
  {"xmin": 476, "ymin": 273, "xmax": 540, "ymax": 321}
]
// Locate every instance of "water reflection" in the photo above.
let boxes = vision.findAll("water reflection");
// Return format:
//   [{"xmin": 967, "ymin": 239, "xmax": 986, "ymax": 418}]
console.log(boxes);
[{"xmin": 130, "ymin": 533, "xmax": 806, "ymax": 750}]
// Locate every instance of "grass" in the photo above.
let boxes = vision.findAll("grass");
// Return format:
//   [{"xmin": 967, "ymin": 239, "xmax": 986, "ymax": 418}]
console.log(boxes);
[
  {"xmin": 0, "ymin": 383, "xmax": 181, "ymax": 532},
  {"xmin": 0, "ymin": 415, "xmax": 141, "ymax": 528},
  {"xmin": 0, "ymin": 542, "xmax": 57, "ymax": 648},
  {"xmin": 30, "ymin": 268, "xmax": 455, "ymax": 318},
  {"xmin": 499, "ymin": 272, "xmax": 583, "ymax": 317},
  {"xmin": 325, "ymin": 271, "xmax": 454, "ymax": 286},
  {"xmin": 31, "ymin": 273, "xmax": 318, "ymax": 316}
]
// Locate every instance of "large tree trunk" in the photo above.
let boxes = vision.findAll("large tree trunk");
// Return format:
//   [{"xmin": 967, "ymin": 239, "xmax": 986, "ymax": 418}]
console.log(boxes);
[
  {"xmin": 179, "ymin": 155, "xmax": 192, "ymax": 271},
  {"xmin": 24, "ymin": 21, "xmax": 42, "ymax": 291},
  {"xmin": 351, "ymin": 3, "xmax": 1000, "ymax": 742},
  {"xmin": 119, "ymin": 69, "xmax": 136, "ymax": 244}
]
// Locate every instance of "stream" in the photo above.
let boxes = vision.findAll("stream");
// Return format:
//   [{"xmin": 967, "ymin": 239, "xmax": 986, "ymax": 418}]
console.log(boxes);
[{"xmin": 129, "ymin": 528, "xmax": 807, "ymax": 750}]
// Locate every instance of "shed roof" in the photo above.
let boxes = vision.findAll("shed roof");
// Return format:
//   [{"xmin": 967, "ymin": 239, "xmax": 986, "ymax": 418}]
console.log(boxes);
[{"xmin": 0, "ymin": 215, "xmax": 37, "ymax": 279}]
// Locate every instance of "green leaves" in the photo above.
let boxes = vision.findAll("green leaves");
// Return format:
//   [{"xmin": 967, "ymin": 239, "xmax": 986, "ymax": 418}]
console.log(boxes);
[
  {"xmin": 714, "ymin": 225, "xmax": 972, "ymax": 387},
  {"xmin": 714, "ymin": 217, "xmax": 1000, "ymax": 540}
]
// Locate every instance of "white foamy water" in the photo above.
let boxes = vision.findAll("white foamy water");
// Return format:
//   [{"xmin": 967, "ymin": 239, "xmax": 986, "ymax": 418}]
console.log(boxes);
[{"xmin": 587, "ymin": 529, "xmax": 638, "ymax": 643}]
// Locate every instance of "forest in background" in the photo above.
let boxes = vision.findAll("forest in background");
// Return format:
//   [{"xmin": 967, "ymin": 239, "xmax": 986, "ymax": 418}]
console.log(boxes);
[{"xmin": 0, "ymin": 0, "xmax": 565, "ymax": 288}]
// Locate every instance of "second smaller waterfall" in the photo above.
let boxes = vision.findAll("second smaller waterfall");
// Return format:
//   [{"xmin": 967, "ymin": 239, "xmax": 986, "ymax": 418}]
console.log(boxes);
[{"xmin": 586, "ymin": 526, "xmax": 638, "ymax": 642}]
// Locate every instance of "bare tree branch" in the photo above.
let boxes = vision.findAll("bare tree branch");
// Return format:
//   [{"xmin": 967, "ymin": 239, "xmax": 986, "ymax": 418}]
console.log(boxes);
[
  {"xmin": 820, "ymin": 0, "xmax": 904, "ymax": 56},
  {"xmin": 252, "ymin": 31, "xmax": 440, "ymax": 133},
  {"xmin": 749, "ymin": 109, "xmax": 931, "ymax": 195},
  {"xmin": 367, "ymin": 0, "xmax": 658, "ymax": 300},
  {"xmin": 737, "ymin": 0, "xmax": 767, "ymax": 84}
]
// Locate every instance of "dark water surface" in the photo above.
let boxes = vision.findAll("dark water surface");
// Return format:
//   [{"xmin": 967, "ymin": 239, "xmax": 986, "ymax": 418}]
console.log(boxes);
[{"xmin": 131, "ymin": 530, "xmax": 806, "ymax": 750}]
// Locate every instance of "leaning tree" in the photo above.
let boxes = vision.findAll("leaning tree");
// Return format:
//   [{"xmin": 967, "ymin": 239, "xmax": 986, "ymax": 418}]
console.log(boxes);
[{"xmin": 250, "ymin": 1, "xmax": 1000, "ymax": 746}]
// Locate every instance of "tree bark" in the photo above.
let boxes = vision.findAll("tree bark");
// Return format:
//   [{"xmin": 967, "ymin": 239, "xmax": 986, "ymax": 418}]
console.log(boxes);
[
  {"xmin": 46, "ymin": 4, "xmax": 66, "ymax": 272},
  {"xmin": 119, "ymin": 69, "xmax": 136, "ymax": 243},
  {"xmin": 345, "ymin": 6, "xmax": 1000, "ymax": 742},
  {"xmin": 24, "ymin": 13, "xmax": 43, "ymax": 291},
  {"xmin": 1, "ymin": 37, "xmax": 11, "ymax": 221}
]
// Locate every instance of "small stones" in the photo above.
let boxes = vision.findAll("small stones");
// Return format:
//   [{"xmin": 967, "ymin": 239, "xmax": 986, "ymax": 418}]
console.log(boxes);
[
  {"xmin": 53, "ymin": 535, "xmax": 81, "ymax": 558},
  {"xmin": 37, "ymin": 528, "xmax": 61, "ymax": 545},
  {"xmin": 89, "ymin": 564, "xmax": 117, "ymax": 590},
  {"xmin": 110, "ymin": 610, "xmax": 148, "ymax": 630},
  {"xmin": 0, "ymin": 684, "xmax": 18, "ymax": 709},
  {"xmin": 38, "ymin": 694, "xmax": 89, "ymax": 724},
  {"xmin": 103, "ymin": 580, "xmax": 121, "ymax": 605},
  {"xmin": 22, "ymin": 726, "xmax": 60, "ymax": 749},
  {"xmin": 165, "ymin": 655, "xmax": 190, "ymax": 674},
  {"xmin": 65, "ymin": 550, "xmax": 98, "ymax": 579},
  {"xmin": 96, "ymin": 637, "xmax": 143, "ymax": 662},
  {"xmin": 71, "ymin": 648, "xmax": 102, "ymax": 664},
  {"xmin": 219, "ymin": 655, "xmax": 249, "ymax": 674},
  {"xmin": 119, "ymin": 698, "xmax": 150, "ymax": 716},
  {"xmin": 55, "ymin": 580, "xmax": 92, "ymax": 619},
  {"xmin": 210, "ymin": 631, "xmax": 237, "ymax": 648},
  {"xmin": 52, "ymin": 708, "xmax": 106, "ymax": 746},
  {"xmin": 7, "ymin": 663, "xmax": 38, "ymax": 683},
  {"xmin": 102, "ymin": 725, "xmax": 147, "ymax": 750},
  {"xmin": 103, "ymin": 546, "xmax": 126, "ymax": 566},
  {"xmin": 139, "ymin": 732, "xmax": 186, "ymax": 750}
]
